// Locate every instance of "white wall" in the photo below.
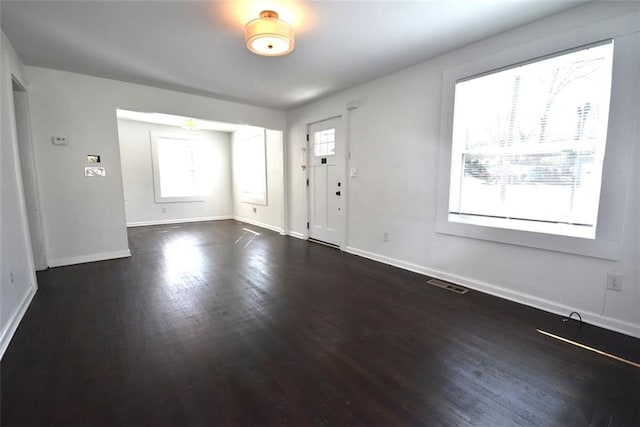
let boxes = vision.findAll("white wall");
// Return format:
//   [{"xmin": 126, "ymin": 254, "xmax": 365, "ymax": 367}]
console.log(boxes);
[
  {"xmin": 117, "ymin": 120, "xmax": 233, "ymax": 226},
  {"xmin": 232, "ymin": 128, "xmax": 284, "ymax": 233},
  {"xmin": 1, "ymin": 30, "xmax": 37, "ymax": 358},
  {"xmin": 24, "ymin": 66, "xmax": 286, "ymax": 267},
  {"xmin": 286, "ymin": 3, "xmax": 640, "ymax": 337}
]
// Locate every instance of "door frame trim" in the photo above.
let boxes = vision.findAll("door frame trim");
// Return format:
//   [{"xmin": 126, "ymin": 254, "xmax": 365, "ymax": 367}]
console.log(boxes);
[
  {"xmin": 307, "ymin": 114, "xmax": 342, "ymax": 127},
  {"xmin": 11, "ymin": 77, "xmax": 49, "ymax": 270}
]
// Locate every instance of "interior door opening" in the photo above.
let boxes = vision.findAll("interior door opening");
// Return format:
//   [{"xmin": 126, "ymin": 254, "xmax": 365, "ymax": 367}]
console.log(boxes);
[
  {"xmin": 12, "ymin": 77, "xmax": 47, "ymax": 271},
  {"xmin": 115, "ymin": 109, "xmax": 286, "ymax": 234}
]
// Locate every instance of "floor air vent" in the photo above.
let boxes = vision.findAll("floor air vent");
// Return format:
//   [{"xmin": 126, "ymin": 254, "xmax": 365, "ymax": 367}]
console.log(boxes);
[{"xmin": 427, "ymin": 279, "xmax": 469, "ymax": 295}]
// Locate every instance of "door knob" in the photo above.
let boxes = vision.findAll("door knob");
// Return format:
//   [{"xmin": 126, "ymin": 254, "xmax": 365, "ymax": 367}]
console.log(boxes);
[{"xmin": 336, "ymin": 191, "xmax": 341, "ymax": 196}]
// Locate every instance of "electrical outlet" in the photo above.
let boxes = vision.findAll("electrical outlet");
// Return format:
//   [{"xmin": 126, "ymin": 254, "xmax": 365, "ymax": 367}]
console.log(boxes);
[
  {"xmin": 383, "ymin": 232, "xmax": 389, "ymax": 242},
  {"xmin": 161, "ymin": 207, "xmax": 167, "ymax": 214},
  {"xmin": 607, "ymin": 273, "xmax": 623, "ymax": 291}
]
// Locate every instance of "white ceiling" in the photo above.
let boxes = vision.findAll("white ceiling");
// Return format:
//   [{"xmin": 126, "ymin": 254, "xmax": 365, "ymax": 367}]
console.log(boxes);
[{"xmin": 1, "ymin": 0, "xmax": 587, "ymax": 110}]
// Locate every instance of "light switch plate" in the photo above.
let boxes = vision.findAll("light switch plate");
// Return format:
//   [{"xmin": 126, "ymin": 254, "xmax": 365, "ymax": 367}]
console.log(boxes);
[{"xmin": 85, "ymin": 167, "xmax": 106, "ymax": 177}]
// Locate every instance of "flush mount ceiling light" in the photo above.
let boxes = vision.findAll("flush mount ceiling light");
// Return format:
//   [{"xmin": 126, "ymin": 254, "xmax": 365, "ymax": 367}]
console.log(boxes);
[
  {"xmin": 245, "ymin": 10, "xmax": 294, "ymax": 56},
  {"xmin": 181, "ymin": 118, "xmax": 201, "ymax": 130}
]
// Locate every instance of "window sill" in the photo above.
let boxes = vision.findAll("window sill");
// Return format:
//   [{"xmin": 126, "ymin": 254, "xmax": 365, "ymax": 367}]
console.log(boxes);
[
  {"xmin": 436, "ymin": 218, "xmax": 619, "ymax": 260},
  {"xmin": 448, "ymin": 214, "xmax": 595, "ymax": 239},
  {"xmin": 154, "ymin": 196, "xmax": 205, "ymax": 203}
]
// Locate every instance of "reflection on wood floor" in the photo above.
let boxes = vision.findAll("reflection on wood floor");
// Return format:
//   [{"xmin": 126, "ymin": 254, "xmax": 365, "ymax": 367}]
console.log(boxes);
[{"xmin": 2, "ymin": 220, "xmax": 639, "ymax": 426}]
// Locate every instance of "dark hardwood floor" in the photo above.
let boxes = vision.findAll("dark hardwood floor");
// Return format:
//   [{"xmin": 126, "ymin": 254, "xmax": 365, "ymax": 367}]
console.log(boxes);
[{"xmin": 2, "ymin": 220, "xmax": 639, "ymax": 426}]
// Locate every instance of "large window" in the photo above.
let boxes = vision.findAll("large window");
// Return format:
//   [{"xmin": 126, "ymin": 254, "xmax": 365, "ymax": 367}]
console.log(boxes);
[
  {"xmin": 150, "ymin": 133, "xmax": 205, "ymax": 203},
  {"xmin": 448, "ymin": 42, "xmax": 613, "ymax": 239}
]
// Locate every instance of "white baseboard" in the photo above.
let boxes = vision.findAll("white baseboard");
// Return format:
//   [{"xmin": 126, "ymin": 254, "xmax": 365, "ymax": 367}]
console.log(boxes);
[
  {"xmin": 0, "ymin": 285, "xmax": 36, "ymax": 360},
  {"xmin": 49, "ymin": 249, "xmax": 132, "ymax": 268},
  {"xmin": 233, "ymin": 216, "xmax": 284, "ymax": 234},
  {"xmin": 344, "ymin": 246, "xmax": 640, "ymax": 339},
  {"xmin": 127, "ymin": 216, "xmax": 233, "ymax": 227},
  {"xmin": 287, "ymin": 231, "xmax": 306, "ymax": 240}
]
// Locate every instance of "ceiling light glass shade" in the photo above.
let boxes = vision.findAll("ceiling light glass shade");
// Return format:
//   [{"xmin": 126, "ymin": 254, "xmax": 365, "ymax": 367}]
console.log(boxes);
[{"xmin": 245, "ymin": 10, "xmax": 294, "ymax": 56}]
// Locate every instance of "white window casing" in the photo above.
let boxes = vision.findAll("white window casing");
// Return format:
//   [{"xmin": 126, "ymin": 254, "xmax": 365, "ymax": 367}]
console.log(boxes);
[
  {"xmin": 449, "ymin": 42, "xmax": 613, "ymax": 240},
  {"xmin": 150, "ymin": 132, "xmax": 206, "ymax": 203},
  {"xmin": 235, "ymin": 128, "xmax": 268, "ymax": 206},
  {"xmin": 436, "ymin": 23, "xmax": 639, "ymax": 260}
]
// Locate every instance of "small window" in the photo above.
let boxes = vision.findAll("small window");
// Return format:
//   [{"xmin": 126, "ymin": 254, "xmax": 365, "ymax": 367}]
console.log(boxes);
[
  {"xmin": 150, "ymin": 133, "xmax": 204, "ymax": 203},
  {"xmin": 313, "ymin": 128, "xmax": 335, "ymax": 157},
  {"xmin": 448, "ymin": 42, "xmax": 613, "ymax": 239}
]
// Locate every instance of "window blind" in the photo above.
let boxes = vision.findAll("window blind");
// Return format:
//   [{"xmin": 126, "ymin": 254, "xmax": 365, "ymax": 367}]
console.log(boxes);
[{"xmin": 449, "ymin": 42, "xmax": 613, "ymax": 237}]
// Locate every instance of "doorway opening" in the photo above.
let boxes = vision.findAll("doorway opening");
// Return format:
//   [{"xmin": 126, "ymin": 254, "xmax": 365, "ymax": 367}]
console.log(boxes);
[
  {"xmin": 12, "ymin": 77, "xmax": 47, "ymax": 271},
  {"xmin": 115, "ymin": 109, "xmax": 286, "ymax": 234}
]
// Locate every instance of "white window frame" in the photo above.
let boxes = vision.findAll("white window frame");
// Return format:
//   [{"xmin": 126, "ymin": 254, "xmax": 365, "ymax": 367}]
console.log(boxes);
[
  {"xmin": 235, "ymin": 128, "xmax": 268, "ymax": 206},
  {"xmin": 150, "ymin": 132, "xmax": 205, "ymax": 203},
  {"xmin": 448, "ymin": 41, "xmax": 613, "ymax": 240},
  {"xmin": 436, "ymin": 27, "xmax": 639, "ymax": 260}
]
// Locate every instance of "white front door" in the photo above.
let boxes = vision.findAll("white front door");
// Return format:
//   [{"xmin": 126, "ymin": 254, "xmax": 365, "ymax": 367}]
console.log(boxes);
[{"xmin": 308, "ymin": 117, "xmax": 344, "ymax": 246}]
